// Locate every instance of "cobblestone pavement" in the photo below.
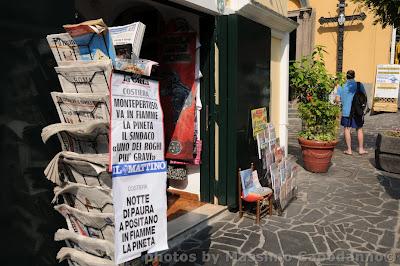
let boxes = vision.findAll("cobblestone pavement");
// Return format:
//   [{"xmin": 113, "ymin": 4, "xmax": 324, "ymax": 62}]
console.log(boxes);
[{"xmin": 160, "ymin": 112, "xmax": 400, "ymax": 266}]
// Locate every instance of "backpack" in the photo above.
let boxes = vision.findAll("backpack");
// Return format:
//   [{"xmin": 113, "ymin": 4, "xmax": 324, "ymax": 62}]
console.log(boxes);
[{"xmin": 350, "ymin": 82, "xmax": 367, "ymax": 118}]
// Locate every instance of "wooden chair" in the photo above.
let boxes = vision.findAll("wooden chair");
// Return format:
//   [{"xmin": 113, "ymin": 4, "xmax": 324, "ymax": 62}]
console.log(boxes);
[{"xmin": 238, "ymin": 163, "xmax": 273, "ymax": 224}]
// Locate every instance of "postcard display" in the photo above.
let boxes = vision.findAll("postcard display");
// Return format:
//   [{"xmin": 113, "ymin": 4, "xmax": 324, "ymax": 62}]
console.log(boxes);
[
  {"xmin": 253, "ymin": 113, "xmax": 299, "ymax": 214},
  {"xmin": 43, "ymin": 19, "xmax": 168, "ymax": 265}
]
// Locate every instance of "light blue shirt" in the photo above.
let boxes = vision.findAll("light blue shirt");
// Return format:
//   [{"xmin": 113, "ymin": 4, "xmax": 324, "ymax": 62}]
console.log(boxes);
[{"xmin": 337, "ymin": 80, "xmax": 366, "ymax": 117}]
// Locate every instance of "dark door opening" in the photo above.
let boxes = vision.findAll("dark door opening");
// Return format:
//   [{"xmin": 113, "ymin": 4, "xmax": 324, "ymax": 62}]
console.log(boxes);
[
  {"xmin": 289, "ymin": 16, "xmax": 297, "ymax": 101},
  {"xmin": 111, "ymin": 1, "xmax": 216, "ymax": 212}
]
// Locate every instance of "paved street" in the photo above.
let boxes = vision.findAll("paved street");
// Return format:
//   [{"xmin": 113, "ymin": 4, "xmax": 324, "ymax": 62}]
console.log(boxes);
[{"xmin": 162, "ymin": 112, "xmax": 400, "ymax": 266}]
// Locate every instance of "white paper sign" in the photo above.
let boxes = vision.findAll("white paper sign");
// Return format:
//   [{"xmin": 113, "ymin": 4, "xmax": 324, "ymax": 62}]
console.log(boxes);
[
  {"xmin": 374, "ymin": 64, "xmax": 400, "ymax": 99},
  {"xmin": 110, "ymin": 72, "xmax": 164, "ymax": 167},
  {"xmin": 112, "ymin": 161, "xmax": 168, "ymax": 264},
  {"xmin": 110, "ymin": 71, "xmax": 168, "ymax": 264}
]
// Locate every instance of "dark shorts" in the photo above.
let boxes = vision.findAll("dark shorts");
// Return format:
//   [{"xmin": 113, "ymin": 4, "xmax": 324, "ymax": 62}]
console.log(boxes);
[{"xmin": 341, "ymin": 116, "xmax": 364, "ymax": 128}]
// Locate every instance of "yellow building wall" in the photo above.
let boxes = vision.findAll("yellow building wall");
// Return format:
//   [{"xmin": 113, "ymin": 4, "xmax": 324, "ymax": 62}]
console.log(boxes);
[
  {"xmin": 289, "ymin": 0, "xmax": 392, "ymax": 92},
  {"xmin": 311, "ymin": 0, "xmax": 391, "ymax": 84},
  {"xmin": 254, "ymin": 0, "xmax": 288, "ymax": 16},
  {"xmin": 270, "ymin": 37, "xmax": 282, "ymax": 136}
]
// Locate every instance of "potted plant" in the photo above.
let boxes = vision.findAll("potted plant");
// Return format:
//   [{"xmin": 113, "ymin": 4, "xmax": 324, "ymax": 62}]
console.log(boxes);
[{"xmin": 289, "ymin": 46, "xmax": 344, "ymax": 173}]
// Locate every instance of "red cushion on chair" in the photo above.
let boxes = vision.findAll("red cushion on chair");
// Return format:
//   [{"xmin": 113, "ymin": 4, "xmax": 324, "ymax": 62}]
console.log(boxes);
[{"xmin": 241, "ymin": 193, "xmax": 264, "ymax": 202}]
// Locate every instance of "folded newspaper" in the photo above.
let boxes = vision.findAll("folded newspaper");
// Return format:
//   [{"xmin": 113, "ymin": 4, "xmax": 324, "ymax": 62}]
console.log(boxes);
[
  {"xmin": 41, "ymin": 121, "xmax": 109, "ymax": 154},
  {"xmin": 51, "ymin": 92, "xmax": 110, "ymax": 123},
  {"xmin": 44, "ymin": 151, "xmax": 110, "ymax": 187},
  {"xmin": 54, "ymin": 204, "xmax": 114, "ymax": 241},
  {"xmin": 53, "ymin": 182, "xmax": 113, "ymax": 213},
  {"xmin": 114, "ymin": 58, "xmax": 158, "ymax": 76},
  {"xmin": 46, "ymin": 33, "xmax": 81, "ymax": 64},
  {"xmin": 55, "ymin": 229, "xmax": 114, "ymax": 260},
  {"xmin": 55, "ymin": 60, "xmax": 112, "ymax": 93},
  {"xmin": 109, "ymin": 22, "xmax": 146, "ymax": 60},
  {"xmin": 57, "ymin": 247, "xmax": 114, "ymax": 266},
  {"xmin": 64, "ymin": 19, "xmax": 116, "ymax": 62}
]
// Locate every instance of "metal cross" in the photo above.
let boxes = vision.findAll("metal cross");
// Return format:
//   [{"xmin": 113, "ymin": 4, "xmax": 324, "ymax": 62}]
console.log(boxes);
[{"xmin": 319, "ymin": 0, "xmax": 366, "ymax": 73}]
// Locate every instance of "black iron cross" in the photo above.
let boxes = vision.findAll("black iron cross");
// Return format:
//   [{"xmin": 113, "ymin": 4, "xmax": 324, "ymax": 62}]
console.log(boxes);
[{"xmin": 319, "ymin": 0, "xmax": 366, "ymax": 73}]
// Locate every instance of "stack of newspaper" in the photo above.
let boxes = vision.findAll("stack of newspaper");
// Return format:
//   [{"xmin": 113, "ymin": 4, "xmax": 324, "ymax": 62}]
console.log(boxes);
[{"xmin": 43, "ymin": 19, "xmax": 148, "ymax": 266}]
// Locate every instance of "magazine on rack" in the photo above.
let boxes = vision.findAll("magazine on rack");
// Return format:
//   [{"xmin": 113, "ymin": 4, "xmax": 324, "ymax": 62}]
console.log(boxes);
[
  {"xmin": 46, "ymin": 33, "xmax": 81, "ymax": 64},
  {"xmin": 262, "ymin": 149, "xmax": 273, "ymax": 173},
  {"xmin": 267, "ymin": 123, "xmax": 276, "ymax": 139},
  {"xmin": 55, "ymin": 60, "xmax": 112, "ymax": 93},
  {"xmin": 109, "ymin": 22, "xmax": 146, "ymax": 60},
  {"xmin": 270, "ymin": 163, "xmax": 280, "ymax": 200},
  {"xmin": 41, "ymin": 121, "xmax": 109, "ymax": 154},
  {"xmin": 256, "ymin": 129, "xmax": 269, "ymax": 159},
  {"xmin": 54, "ymin": 204, "xmax": 114, "ymax": 242},
  {"xmin": 53, "ymin": 182, "xmax": 113, "ymax": 213},
  {"xmin": 51, "ymin": 92, "xmax": 110, "ymax": 123},
  {"xmin": 55, "ymin": 229, "xmax": 114, "ymax": 260},
  {"xmin": 44, "ymin": 151, "xmax": 109, "ymax": 185},
  {"xmin": 63, "ymin": 19, "xmax": 116, "ymax": 62}
]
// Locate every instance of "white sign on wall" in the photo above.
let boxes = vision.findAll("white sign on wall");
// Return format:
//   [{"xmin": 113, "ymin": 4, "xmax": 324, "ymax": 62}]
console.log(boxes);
[
  {"xmin": 372, "ymin": 64, "xmax": 400, "ymax": 112},
  {"xmin": 110, "ymin": 71, "xmax": 168, "ymax": 264}
]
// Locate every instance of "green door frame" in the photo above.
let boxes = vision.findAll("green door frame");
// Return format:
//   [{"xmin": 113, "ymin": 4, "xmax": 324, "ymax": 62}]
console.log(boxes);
[
  {"xmin": 199, "ymin": 16, "xmax": 216, "ymax": 203},
  {"xmin": 215, "ymin": 15, "xmax": 271, "ymax": 209},
  {"xmin": 215, "ymin": 15, "xmax": 229, "ymax": 206},
  {"xmin": 214, "ymin": 15, "xmax": 238, "ymax": 208}
]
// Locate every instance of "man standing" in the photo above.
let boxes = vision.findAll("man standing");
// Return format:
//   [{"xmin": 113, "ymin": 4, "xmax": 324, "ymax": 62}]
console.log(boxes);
[{"xmin": 335, "ymin": 70, "xmax": 368, "ymax": 155}]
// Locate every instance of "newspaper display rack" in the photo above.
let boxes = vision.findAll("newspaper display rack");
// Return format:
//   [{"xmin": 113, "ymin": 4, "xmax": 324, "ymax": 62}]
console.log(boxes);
[
  {"xmin": 42, "ymin": 18, "xmax": 166, "ymax": 266},
  {"xmin": 255, "ymin": 121, "xmax": 299, "ymax": 215}
]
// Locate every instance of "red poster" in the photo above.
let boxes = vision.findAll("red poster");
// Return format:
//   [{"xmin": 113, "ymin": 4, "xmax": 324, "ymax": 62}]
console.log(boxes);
[{"xmin": 160, "ymin": 28, "xmax": 197, "ymax": 161}]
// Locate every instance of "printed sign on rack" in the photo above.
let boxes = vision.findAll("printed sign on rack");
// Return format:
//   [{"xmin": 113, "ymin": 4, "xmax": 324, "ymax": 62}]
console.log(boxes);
[
  {"xmin": 110, "ymin": 71, "xmax": 168, "ymax": 264},
  {"xmin": 110, "ymin": 72, "xmax": 165, "ymax": 166},
  {"xmin": 112, "ymin": 161, "xmax": 168, "ymax": 264}
]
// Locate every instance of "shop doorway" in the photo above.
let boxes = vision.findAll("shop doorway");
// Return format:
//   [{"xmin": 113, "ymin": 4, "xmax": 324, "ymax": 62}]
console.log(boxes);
[{"xmin": 112, "ymin": 1, "xmax": 216, "ymax": 220}]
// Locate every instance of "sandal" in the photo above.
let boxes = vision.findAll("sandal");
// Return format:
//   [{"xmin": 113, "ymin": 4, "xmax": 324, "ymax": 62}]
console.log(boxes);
[
  {"xmin": 358, "ymin": 150, "xmax": 368, "ymax": 155},
  {"xmin": 343, "ymin": 151, "xmax": 352, "ymax": 155}
]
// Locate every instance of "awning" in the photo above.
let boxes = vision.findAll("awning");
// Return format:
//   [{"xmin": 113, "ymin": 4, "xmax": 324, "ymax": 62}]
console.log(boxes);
[{"xmin": 170, "ymin": 0, "xmax": 298, "ymax": 32}]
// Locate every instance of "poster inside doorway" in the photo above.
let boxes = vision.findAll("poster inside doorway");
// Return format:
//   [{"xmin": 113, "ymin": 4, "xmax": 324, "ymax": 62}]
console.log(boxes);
[
  {"xmin": 160, "ymin": 27, "xmax": 197, "ymax": 161},
  {"xmin": 110, "ymin": 71, "xmax": 168, "ymax": 264}
]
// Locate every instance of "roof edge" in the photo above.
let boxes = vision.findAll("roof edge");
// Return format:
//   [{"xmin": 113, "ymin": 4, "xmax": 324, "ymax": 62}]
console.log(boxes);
[{"xmin": 237, "ymin": 0, "xmax": 298, "ymax": 32}]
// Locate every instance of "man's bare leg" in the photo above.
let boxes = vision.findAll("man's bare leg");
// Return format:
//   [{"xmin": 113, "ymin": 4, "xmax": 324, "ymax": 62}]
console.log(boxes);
[
  {"xmin": 357, "ymin": 128, "xmax": 368, "ymax": 154},
  {"xmin": 344, "ymin": 127, "xmax": 352, "ymax": 154}
]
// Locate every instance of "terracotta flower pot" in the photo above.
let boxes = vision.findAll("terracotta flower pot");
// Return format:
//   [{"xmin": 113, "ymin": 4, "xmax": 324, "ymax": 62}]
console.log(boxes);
[{"xmin": 298, "ymin": 137, "xmax": 338, "ymax": 173}]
